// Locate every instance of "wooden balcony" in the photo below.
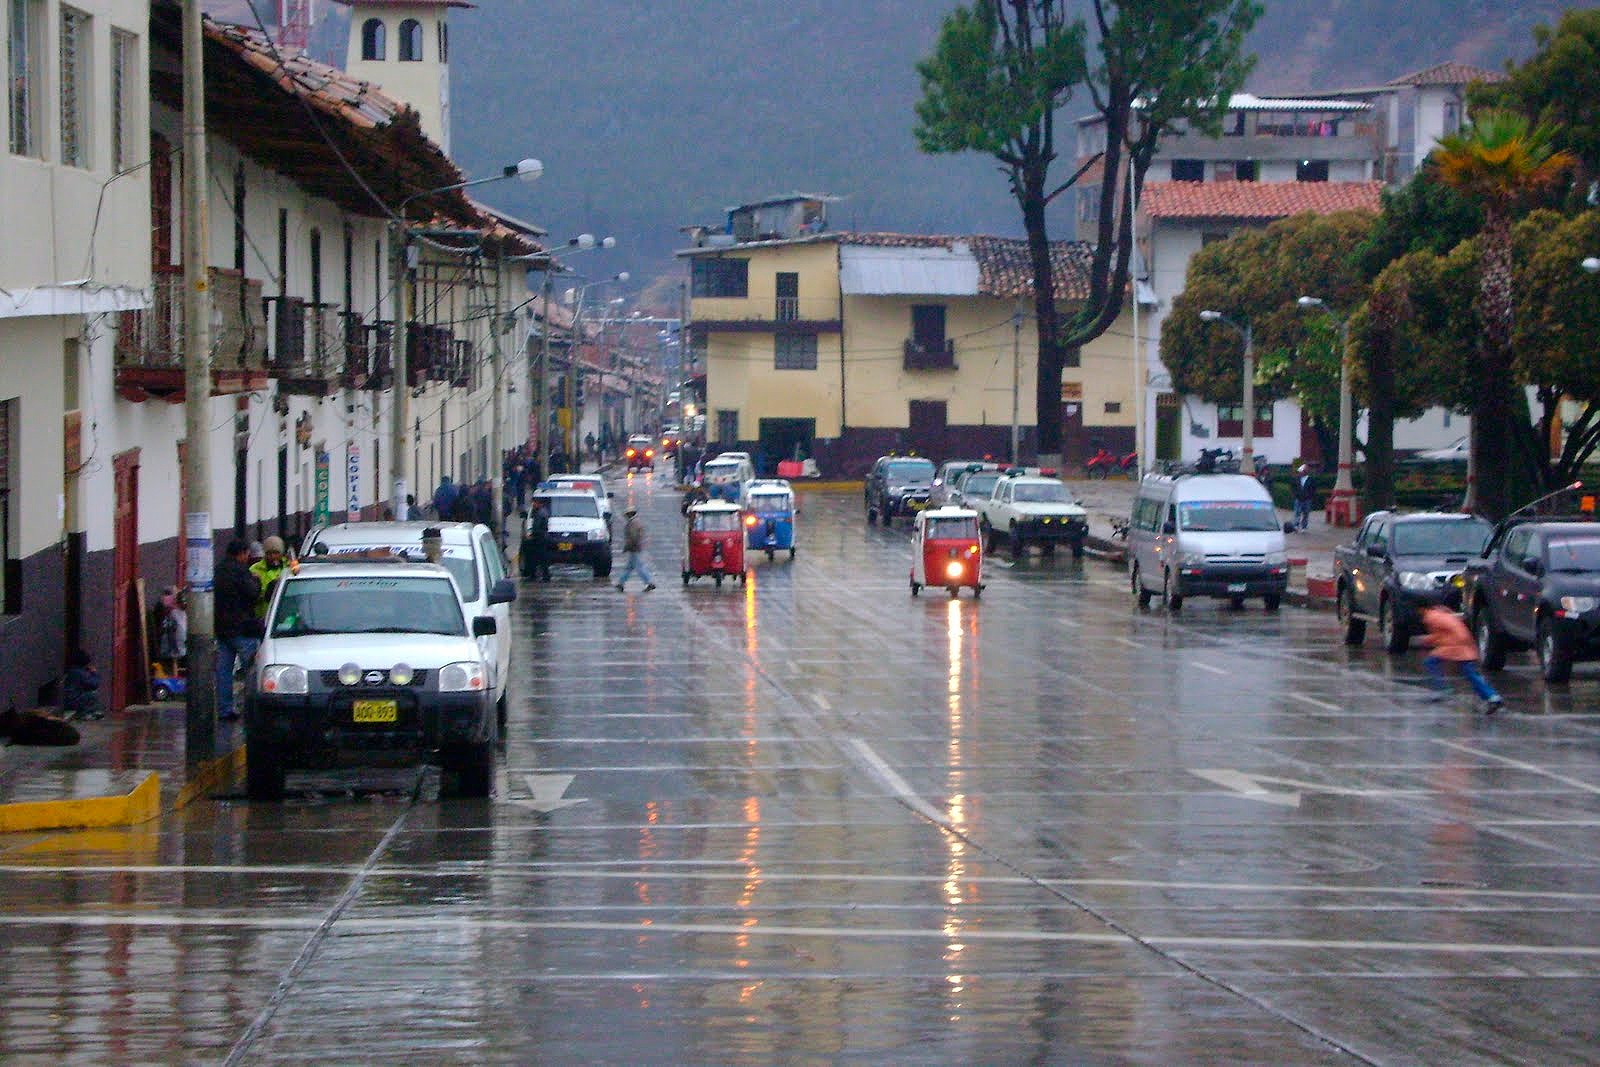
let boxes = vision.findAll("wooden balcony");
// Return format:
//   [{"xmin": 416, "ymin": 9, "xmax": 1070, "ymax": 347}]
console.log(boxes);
[
  {"xmin": 267, "ymin": 297, "xmax": 344, "ymax": 397},
  {"xmin": 903, "ymin": 338, "xmax": 957, "ymax": 371},
  {"xmin": 114, "ymin": 266, "xmax": 269, "ymax": 402}
]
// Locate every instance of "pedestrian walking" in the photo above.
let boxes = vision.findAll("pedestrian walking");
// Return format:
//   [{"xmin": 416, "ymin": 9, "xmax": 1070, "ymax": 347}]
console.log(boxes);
[
  {"xmin": 215, "ymin": 539, "xmax": 262, "ymax": 722},
  {"xmin": 250, "ymin": 535, "xmax": 291, "ymax": 619},
  {"xmin": 1419, "ymin": 603, "xmax": 1503, "ymax": 713},
  {"xmin": 432, "ymin": 475, "xmax": 458, "ymax": 520},
  {"xmin": 616, "ymin": 507, "xmax": 656, "ymax": 592},
  {"xmin": 1292, "ymin": 465, "xmax": 1316, "ymax": 532},
  {"xmin": 585, "ymin": 431, "xmax": 597, "ymax": 463},
  {"xmin": 520, "ymin": 499, "xmax": 551, "ymax": 581}
]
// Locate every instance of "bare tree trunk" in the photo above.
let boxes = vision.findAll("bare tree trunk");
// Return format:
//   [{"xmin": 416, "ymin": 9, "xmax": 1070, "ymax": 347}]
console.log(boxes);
[
  {"xmin": 1022, "ymin": 176, "xmax": 1061, "ymax": 462},
  {"xmin": 1470, "ymin": 209, "xmax": 1515, "ymax": 519}
]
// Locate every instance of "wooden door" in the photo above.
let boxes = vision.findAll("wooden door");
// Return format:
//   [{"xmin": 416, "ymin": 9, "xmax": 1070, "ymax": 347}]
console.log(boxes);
[
  {"xmin": 907, "ymin": 400, "xmax": 947, "ymax": 460},
  {"xmin": 112, "ymin": 450, "xmax": 141, "ymax": 711},
  {"xmin": 1061, "ymin": 400, "xmax": 1088, "ymax": 466}
]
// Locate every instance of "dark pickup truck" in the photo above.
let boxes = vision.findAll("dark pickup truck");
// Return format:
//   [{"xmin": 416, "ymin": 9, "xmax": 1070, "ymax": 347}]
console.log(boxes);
[
  {"xmin": 1334, "ymin": 511, "xmax": 1491, "ymax": 652},
  {"xmin": 1465, "ymin": 517, "xmax": 1600, "ymax": 683}
]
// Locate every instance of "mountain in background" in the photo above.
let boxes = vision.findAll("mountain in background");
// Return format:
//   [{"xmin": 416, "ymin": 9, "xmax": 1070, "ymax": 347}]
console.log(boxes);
[{"xmin": 257, "ymin": 0, "xmax": 1569, "ymax": 298}]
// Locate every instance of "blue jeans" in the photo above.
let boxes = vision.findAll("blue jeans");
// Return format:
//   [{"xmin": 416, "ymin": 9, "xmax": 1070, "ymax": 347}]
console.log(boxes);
[
  {"xmin": 216, "ymin": 635, "xmax": 260, "ymax": 719},
  {"xmin": 1424, "ymin": 655, "xmax": 1499, "ymax": 701},
  {"xmin": 1293, "ymin": 498, "xmax": 1313, "ymax": 530},
  {"xmin": 617, "ymin": 550, "xmax": 654, "ymax": 588}
]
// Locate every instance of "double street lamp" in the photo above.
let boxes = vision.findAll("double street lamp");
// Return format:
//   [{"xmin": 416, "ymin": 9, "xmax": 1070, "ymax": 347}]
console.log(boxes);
[
  {"xmin": 1297, "ymin": 296, "xmax": 1356, "ymax": 524},
  {"xmin": 390, "ymin": 157, "xmax": 543, "ymax": 521},
  {"xmin": 1198, "ymin": 310, "xmax": 1256, "ymax": 476}
]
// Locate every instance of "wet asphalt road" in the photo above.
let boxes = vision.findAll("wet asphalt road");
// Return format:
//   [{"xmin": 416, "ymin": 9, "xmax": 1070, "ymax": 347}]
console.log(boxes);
[{"xmin": 6, "ymin": 471, "xmax": 1600, "ymax": 1064}]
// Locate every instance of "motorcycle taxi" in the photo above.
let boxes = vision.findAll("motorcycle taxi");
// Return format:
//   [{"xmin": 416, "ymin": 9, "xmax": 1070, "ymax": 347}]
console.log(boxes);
[
  {"xmin": 911, "ymin": 507, "xmax": 984, "ymax": 599},
  {"xmin": 743, "ymin": 479, "xmax": 796, "ymax": 561},
  {"xmin": 682, "ymin": 500, "xmax": 747, "ymax": 588}
]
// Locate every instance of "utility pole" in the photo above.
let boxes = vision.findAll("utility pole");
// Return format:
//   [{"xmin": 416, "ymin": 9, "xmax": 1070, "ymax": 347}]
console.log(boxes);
[
  {"xmin": 390, "ymin": 226, "xmax": 412, "ymax": 520},
  {"xmin": 487, "ymin": 253, "xmax": 506, "ymax": 542},
  {"xmin": 537, "ymin": 266, "xmax": 553, "ymax": 471},
  {"xmin": 1010, "ymin": 302, "xmax": 1023, "ymax": 464},
  {"xmin": 181, "ymin": 0, "xmax": 216, "ymax": 764}
]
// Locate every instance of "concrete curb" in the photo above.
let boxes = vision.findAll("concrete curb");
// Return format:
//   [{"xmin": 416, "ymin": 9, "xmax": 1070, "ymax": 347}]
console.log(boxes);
[{"xmin": 0, "ymin": 743, "xmax": 244, "ymax": 834}]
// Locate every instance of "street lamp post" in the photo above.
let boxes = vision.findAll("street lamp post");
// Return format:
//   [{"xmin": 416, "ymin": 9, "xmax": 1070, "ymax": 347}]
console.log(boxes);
[
  {"xmin": 1199, "ymin": 310, "xmax": 1256, "ymax": 476},
  {"xmin": 562, "ymin": 274, "xmax": 629, "ymax": 462},
  {"xmin": 1297, "ymin": 296, "xmax": 1357, "ymax": 526},
  {"xmin": 390, "ymin": 158, "xmax": 541, "ymax": 522}
]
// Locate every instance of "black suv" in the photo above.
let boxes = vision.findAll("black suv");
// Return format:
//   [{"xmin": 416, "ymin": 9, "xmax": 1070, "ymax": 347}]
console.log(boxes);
[
  {"xmin": 1333, "ymin": 511, "xmax": 1491, "ymax": 651},
  {"xmin": 1465, "ymin": 518, "xmax": 1600, "ymax": 682},
  {"xmin": 865, "ymin": 455, "xmax": 936, "ymax": 526}
]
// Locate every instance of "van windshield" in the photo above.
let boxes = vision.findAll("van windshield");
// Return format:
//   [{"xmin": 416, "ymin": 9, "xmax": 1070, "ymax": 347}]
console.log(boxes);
[{"xmin": 1179, "ymin": 500, "xmax": 1279, "ymax": 532}]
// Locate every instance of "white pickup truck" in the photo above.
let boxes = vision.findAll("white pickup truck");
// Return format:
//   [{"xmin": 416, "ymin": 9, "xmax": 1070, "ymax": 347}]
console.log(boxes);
[{"xmin": 976, "ymin": 470, "xmax": 1090, "ymax": 558}]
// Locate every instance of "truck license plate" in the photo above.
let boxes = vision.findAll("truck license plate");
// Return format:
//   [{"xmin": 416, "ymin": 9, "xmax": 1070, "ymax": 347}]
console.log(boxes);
[
  {"xmin": 352, "ymin": 699, "xmax": 397, "ymax": 724},
  {"xmin": 1227, "ymin": 583, "xmax": 1247, "ymax": 593},
  {"xmin": 557, "ymin": 541, "xmax": 573, "ymax": 552}
]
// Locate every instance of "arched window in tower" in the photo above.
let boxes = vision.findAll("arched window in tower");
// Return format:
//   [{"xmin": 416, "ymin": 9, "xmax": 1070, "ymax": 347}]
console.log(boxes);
[
  {"xmin": 399, "ymin": 18, "xmax": 423, "ymax": 61},
  {"xmin": 360, "ymin": 18, "xmax": 385, "ymax": 61}
]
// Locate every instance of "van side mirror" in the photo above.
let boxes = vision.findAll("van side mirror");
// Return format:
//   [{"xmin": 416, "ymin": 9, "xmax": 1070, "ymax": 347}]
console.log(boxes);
[
  {"xmin": 1366, "ymin": 544, "xmax": 1386, "ymax": 559},
  {"xmin": 1161, "ymin": 521, "xmax": 1176, "ymax": 535},
  {"xmin": 487, "ymin": 578, "xmax": 517, "ymax": 606},
  {"xmin": 472, "ymin": 615, "xmax": 498, "ymax": 637},
  {"xmin": 1524, "ymin": 557, "xmax": 1543, "ymax": 577}
]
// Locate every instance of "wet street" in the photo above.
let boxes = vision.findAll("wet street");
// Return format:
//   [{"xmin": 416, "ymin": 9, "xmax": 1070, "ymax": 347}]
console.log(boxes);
[{"xmin": 6, "ymin": 472, "xmax": 1600, "ymax": 1064}]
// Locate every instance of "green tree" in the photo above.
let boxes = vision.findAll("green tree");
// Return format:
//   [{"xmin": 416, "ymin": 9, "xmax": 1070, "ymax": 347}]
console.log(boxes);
[
  {"xmin": 1472, "ymin": 8, "xmax": 1600, "ymax": 192},
  {"xmin": 915, "ymin": 0, "xmax": 1260, "ymax": 460},
  {"xmin": 1433, "ymin": 109, "xmax": 1575, "ymax": 518}
]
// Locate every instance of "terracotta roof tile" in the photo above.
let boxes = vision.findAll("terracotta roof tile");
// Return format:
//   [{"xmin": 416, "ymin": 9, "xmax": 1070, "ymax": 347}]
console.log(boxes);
[
  {"xmin": 1387, "ymin": 62, "xmax": 1506, "ymax": 87},
  {"xmin": 1140, "ymin": 180, "xmax": 1384, "ymax": 221}
]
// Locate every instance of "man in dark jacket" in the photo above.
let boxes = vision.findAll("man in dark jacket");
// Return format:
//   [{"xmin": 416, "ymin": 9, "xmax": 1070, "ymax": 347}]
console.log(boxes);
[
  {"xmin": 214, "ymin": 539, "xmax": 262, "ymax": 722},
  {"xmin": 520, "ymin": 499, "xmax": 551, "ymax": 581}
]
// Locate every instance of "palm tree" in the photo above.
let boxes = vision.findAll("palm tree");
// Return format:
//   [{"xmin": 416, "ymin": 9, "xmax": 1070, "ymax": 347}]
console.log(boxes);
[{"xmin": 1433, "ymin": 109, "xmax": 1574, "ymax": 518}]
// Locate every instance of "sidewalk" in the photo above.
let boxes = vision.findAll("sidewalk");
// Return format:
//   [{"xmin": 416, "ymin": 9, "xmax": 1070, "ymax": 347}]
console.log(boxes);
[
  {"xmin": 0, "ymin": 703, "xmax": 244, "ymax": 833},
  {"xmin": 1067, "ymin": 477, "xmax": 1348, "ymax": 603}
]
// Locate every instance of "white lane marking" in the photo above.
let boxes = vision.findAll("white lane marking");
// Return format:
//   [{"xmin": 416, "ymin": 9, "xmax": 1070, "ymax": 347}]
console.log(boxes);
[
  {"xmin": 6, "ymin": 912, "xmax": 1600, "ymax": 956},
  {"xmin": 846, "ymin": 739, "xmax": 948, "ymax": 825},
  {"xmin": 1191, "ymin": 661, "xmax": 1229, "ymax": 676},
  {"xmin": 1290, "ymin": 693, "xmax": 1342, "ymax": 711},
  {"xmin": 1437, "ymin": 741, "xmax": 1600, "ymax": 796},
  {"xmin": 811, "ymin": 694, "xmax": 831, "ymax": 711},
  {"xmin": 1191, "ymin": 768, "xmax": 1429, "ymax": 808},
  {"xmin": 1112, "ymin": 636, "xmax": 1141, "ymax": 648},
  {"xmin": 514, "ymin": 773, "xmax": 586, "ymax": 813}
]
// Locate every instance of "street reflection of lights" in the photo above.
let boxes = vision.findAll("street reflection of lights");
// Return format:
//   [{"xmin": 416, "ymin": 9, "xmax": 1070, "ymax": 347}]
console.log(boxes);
[
  {"xmin": 743, "ymin": 568, "xmax": 758, "ymax": 656},
  {"xmin": 733, "ymin": 795, "xmax": 763, "ymax": 958}
]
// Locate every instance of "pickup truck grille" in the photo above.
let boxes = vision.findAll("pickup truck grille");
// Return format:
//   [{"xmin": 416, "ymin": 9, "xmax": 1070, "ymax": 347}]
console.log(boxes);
[{"xmin": 1207, "ymin": 553, "xmax": 1266, "ymax": 564}]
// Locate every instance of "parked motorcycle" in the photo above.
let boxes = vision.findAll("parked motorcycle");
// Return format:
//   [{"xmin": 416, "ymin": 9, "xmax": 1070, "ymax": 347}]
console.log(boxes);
[{"xmin": 1086, "ymin": 448, "xmax": 1138, "ymax": 480}]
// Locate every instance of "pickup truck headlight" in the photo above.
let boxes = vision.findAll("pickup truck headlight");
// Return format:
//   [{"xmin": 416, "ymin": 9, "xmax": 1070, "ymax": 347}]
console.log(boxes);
[
  {"xmin": 1559, "ymin": 596, "xmax": 1598, "ymax": 614},
  {"xmin": 1178, "ymin": 552, "xmax": 1207, "ymax": 569},
  {"xmin": 259, "ymin": 664, "xmax": 309, "ymax": 695},
  {"xmin": 1398, "ymin": 570, "xmax": 1436, "ymax": 593},
  {"xmin": 587, "ymin": 528, "xmax": 608, "ymax": 541},
  {"xmin": 438, "ymin": 661, "xmax": 488, "ymax": 693}
]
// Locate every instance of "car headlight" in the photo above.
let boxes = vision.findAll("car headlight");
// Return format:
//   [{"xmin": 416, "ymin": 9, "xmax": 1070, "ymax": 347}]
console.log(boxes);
[
  {"xmin": 587, "ymin": 528, "xmax": 608, "ymax": 541},
  {"xmin": 1265, "ymin": 550, "xmax": 1289, "ymax": 566},
  {"xmin": 1560, "ymin": 596, "xmax": 1598, "ymax": 614},
  {"xmin": 1398, "ymin": 570, "xmax": 1436, "ymax": 593},
  {"xmin": 1179, "ymin": 552, "xmax": 1207, "ymax": 568},
  {"xmin": 259, "ymin": 664, "xmax": 308, "ymax": 695},
  {"xmin": 438, "ymin": 661, "xmax": 488, "ymax": 693}
]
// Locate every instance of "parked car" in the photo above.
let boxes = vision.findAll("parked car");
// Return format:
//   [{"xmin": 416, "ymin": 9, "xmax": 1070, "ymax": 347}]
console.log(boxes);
[
  {"xmin": 973, "ymin": 469, "xmax": 1088, "ymax": 558},
  {"xmin": 1334, "ymin": 511, "xmax": 1492, "ymax": 651},
  {"xmin": 865, "ymin": 455, "xmax": 936, "ymax": 526},
  {"xmin": 948, "ymin": 465, "xmax": 1004, "ymax": 510},
  {"xmin": 300, "ymin": 521, "xmax": 514, "ymax": 729},
  {"xmin": 244, "ymin": 557, "xmax": 499, "ymax": 800},
  {"xmin": 928, "ymin": 460, "xmax": 983, "ymax": 509},
  {"xmin": 1465, "ymin": 517, "xmax": 1600, "ymax": 682},
  {"xmin": 529, "ymin": 489, "xmax": 613, "ymax": 577},
  {"xmin": 1127, "ymin": 471, "xmax": 1289, "ymax": 611},
  {"xmin": 1404, "ymin": 436, "xmax": 1468, "ymax": 464},
  {"xmin": 545, "ymin": 472, "xmax": 613, "ymax": 531}
]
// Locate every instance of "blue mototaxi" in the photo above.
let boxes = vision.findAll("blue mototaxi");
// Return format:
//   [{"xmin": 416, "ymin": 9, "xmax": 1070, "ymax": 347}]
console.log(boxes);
[{"xmin": 743, "ymin": 479, "xmax": 797, "ymax": 560}]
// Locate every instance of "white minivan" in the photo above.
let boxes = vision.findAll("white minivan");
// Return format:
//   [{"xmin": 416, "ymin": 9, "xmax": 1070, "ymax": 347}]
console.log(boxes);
[{"xmin": 1127, "ymin": 472, "xmax": 1289, "ymax": 612}]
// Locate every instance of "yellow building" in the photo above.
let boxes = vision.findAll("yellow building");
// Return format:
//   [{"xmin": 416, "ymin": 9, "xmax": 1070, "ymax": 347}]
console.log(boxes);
[{"xmin": 679, "ymin": 198, "xmax": 1136, "ymax": 476}]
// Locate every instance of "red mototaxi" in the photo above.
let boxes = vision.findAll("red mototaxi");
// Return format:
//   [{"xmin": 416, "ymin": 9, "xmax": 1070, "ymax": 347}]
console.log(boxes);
[
  {"xmin": 911, "ymin": 506, "xmax": 984, "ymax": 598},
  {"xmin": 682, "ymin": 500, "xmax": 747, "ymax": 587}
]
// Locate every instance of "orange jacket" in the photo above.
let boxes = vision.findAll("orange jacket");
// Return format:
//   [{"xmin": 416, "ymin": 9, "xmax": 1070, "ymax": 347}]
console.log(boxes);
[{"xmin": 1421, "ymin": 607, "xmax": 1477, "ymax": 662}]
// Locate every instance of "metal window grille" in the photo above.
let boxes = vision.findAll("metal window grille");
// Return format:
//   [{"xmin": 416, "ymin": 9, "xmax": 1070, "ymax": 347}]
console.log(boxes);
[
  {"xmin": 8, "ymin": 0, "xmax": 38, "ymax": 156},
  {"xmin": 60, "ymin": 7, "xmax": 88, "ymax": 167},
  {"xmin": 111, "ymin": 30, "xmax": 132, "ymax": 170},
  {"xmin": 774, "ymin": 333, "xmax": 817, "ymax": 371}
]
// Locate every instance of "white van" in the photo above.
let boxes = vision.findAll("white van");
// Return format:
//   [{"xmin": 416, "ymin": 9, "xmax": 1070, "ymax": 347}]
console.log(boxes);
[
  {"xmin": 1127, "ymin": 473, "xmax": 1289, "ymax": 611},
  {"xmin": 701, "ymin": 454, "xmax": 754, "ymax": 504}
]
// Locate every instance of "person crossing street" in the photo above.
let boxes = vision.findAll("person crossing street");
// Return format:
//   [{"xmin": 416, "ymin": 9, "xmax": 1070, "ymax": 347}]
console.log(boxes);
[{"xmin": 616, "ymin": 507, "xmax": 655, "ymax": 592}]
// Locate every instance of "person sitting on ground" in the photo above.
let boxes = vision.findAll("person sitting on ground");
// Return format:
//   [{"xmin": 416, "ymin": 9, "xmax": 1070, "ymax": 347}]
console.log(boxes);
[{"xmin": 61, "ymin": 647, "xmax": 102, "ymax": 721}]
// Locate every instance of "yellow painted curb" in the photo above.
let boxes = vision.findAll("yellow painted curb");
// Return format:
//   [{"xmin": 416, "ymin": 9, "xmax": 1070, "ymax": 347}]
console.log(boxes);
[
  {"xmin": 0, "ymin": 743, "xmax": 244, "ymax": 834},
  {"xmin": 0, "ymin": 771, "xmax": 161, "ymax": 834}
]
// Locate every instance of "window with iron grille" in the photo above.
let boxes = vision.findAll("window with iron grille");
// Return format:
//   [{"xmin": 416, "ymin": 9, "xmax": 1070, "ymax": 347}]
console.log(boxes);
[
  {"xmin": 774, "ymin": 332, "xmax": 817, "ymax": 371},
  {"xmin": 59, "ymin": 7, "xmax": 90, "ymax": 168},
  {"xmin": 716, "ymin": 409, "xmax": 738, "ymax": 444},
  {"xmin": 111, "ymin": 30, "xmax": 135, "ymax": 171},
  {"xmin": 690, "ymin": 258, "xmax": 748, "ymax": 298},
  {"xmin": 9, "ymin": 0, "xmax": 43, "ymax": 157}
]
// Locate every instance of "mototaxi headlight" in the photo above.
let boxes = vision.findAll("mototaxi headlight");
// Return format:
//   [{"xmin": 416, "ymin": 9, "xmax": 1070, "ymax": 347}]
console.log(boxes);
[
  {"xmin": 438, "ymin": 661, "xmax": 488, "ymax": 693},
  {"xmin": 1398, "ymin": 570, "xmax": 1436, "ymax": 593},
  {"xmin": 260, "ymin": 664, "xmax": 309, "ymax": 695},
  {"xmin": 945, "ymin": 560, "xmax": 965, "ymax": 579},
  {"xmin": 337, "ymin": 662, "xmax": 362, "ymax": 686},
  {"xmin": 1265, "ymin": 550, "xmax": 1289, "ymax": 566},
  {"xmin": 1560, "ymin": 596, "xmax": 1598, "ymax": 614},
  {"xmin": 388, "ymin": 662, "xmax": 415, "ymax": 686}
]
